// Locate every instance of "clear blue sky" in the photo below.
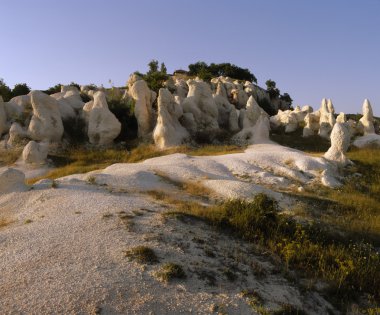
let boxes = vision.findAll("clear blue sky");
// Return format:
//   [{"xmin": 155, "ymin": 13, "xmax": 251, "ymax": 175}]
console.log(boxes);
[{"xmin": 1, "ymin": 0, "xmax": 379, "ymax": 115}]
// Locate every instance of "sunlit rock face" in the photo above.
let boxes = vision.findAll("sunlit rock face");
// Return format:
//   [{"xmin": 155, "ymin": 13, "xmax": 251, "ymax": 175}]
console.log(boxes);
[
  {"xmin": 324, "ymin": 123, "xmax": 351, "ymax": 166},
  {"xmin": 87, "ymin": 91, "xmax": 121, "ymax": 145},
  {"xmin": 28, "ymin": 91, "xmax": 64, "ymax": 142},
  {"xmin": 357, "ymin": 99, "xmax": 375, "ymax": 135}
]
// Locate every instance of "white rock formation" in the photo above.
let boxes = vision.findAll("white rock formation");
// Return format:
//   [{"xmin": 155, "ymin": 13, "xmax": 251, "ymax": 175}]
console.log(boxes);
[
  {"xmin": 318, "ymin": 99, "xmax": 335, "ymax": 139},
  {"xmin": 357, "ymin": 99, "xmax": 375, "ymax": 135},
  {"xmin": 4, "ymin": 95, "xmax": 32, "ymax": 123},
  {"xmin": 352, "ymin": 134, "xmax": 380, "ymax": 148},
  {"xmin": 153, "ymin": 89, "xmax": 190, "ymax": 149},
  {"xmin": 231, "ymin": 88, "xmax": 249, "ymax": 109},
  {"xmin": 336, "ymin": 112, "xmax": 346, "ymax": 123},
  {"xmin": 303, "ymin": 112, "xmax": 320, "ymax": 137},
  {"xmin": 232, "ymin": 96, "xmax": 270, "ymax": 145},
  {"xmin": 28, "ymin": 91, "xmax": 64, "ymax": 142},
  {"xmin": 22, "ymin": 141, "xmax": 48, "ymax": 164},
  {"xmin": 0, "ymin": 96, "xmax": 7, "ymax": 136},
  {"xmin": 88, "ymin": 91, "xmax": 121, "ymax": 145},
  {"xmin": 0, "ymin": 168, "xmax": 27, "ymax": 193},
  {"xmin": 129, "ymin": 80, "xmax": 154, "ymax": 138},
  {"xmin": 324, "ymin": 123, "xmax": 351, "ymax": 166},
  {"xmin": 182, "ymin": 80, "xmax": 220, "ymax": 136},
  {"xmin": 270, "ymin": 110, "xmax": 298, "ymax": 133},
  {"xmin": 214, "ymin": 82, "xmax": 239, "ymax": 133},
  {"xmin": 8, "ymin": 122, "xmax": 28, "ymax": 146},
  {"xmin": 51, "ymin": 86, "xmax": 84, "ymax": 112}
]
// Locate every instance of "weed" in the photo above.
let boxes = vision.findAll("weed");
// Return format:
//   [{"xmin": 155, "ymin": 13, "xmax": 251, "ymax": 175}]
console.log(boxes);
[
  {"xmin": 125, "ymin": 246, "xmax": 159, "ymax": 264},
  {"xmin": 155, "ymin": 263, "xmax": 186, "ymax": 282},
  {"xmin": 24, "ymin": 219, "xmax": 33, "ymax": 224}
]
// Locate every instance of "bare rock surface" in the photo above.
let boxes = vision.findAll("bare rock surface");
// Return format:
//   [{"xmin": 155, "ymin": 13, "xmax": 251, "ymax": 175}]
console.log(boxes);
[
  {"xmin": 153, "ymin": 88, "xmax": 189, "ymax": 149},
  {"xmin": 0, "ymin": 167, "xmax": 27, "ymax": 193},
  {"xmin": 28, "ymin": 91, "xmax": 64, "ymax": 142},
  {"xmin": 88, "ymin": 91, "xmax": 121, "ymax": 145},
  {"xmin": 0, "ymin": 178, "xmax": 335, "ymax": 314}
]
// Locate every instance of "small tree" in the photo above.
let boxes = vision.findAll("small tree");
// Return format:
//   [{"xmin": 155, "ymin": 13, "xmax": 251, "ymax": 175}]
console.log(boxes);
[
  {"xmin": 160, "ymin": 62, "xmax": 167, "ymax": 74},
  {"xmin": 148, "ymin": 60, "xmax": 159, "ymax": 74},
  {"xmin": 12, "ymin": 83, "xmax": 31, "ymax": 97},
  {"xmin": 0, "ymin": 79, "xmax": 12, "ymax": 101},
  {"xmin": 265, "ymin": 79, "xmax": 280, "ymax": 99}
]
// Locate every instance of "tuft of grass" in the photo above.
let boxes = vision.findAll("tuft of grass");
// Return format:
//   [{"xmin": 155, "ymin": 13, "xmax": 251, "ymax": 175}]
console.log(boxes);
[
  {"xmin": 155, "ymin": 263, "xmax": 186, "ymax": 282},
  {"xmin": 0, "ymin": 148, "xmax": 22, "ymax": 166},
  {"xmin": 125, "ymin": 246, "xmax": 159, "ymax": 264},
  {"xmin": 0, "ymin": 218, "xmax": 13, "ymax": 229},
  {"xmin": 24, "ymin": 219, "xmax": 33, "ymax": 224}
]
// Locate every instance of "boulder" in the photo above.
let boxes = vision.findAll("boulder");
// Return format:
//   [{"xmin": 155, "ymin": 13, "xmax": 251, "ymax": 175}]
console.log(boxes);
[
  {"xmin": 303, "ymin": 112, "xmax": 320, "ymax": 137},
  {"xmin": 8, "ymin": 122, "xmax": 29, "ymax": 146},
  {"xmin": 182, "ymin": 79, "xmax": 220, "ymax": 137},
  {"xmin": 324, "ymin": 123, "xmax": 351, "ymax": 166},
  {"xmin": 357, "ymin": 99, "xmax": 375, "ymax": 135},
  {"xmin": 22, "ymin": 141, "xmax": 48, "ymax": 164},
  {"xmin": 0, "ymin": 96, "xmax": 7, "ymax": 136},
  {"xmin": 28, "ymin": 91, "xmax": 64, "ymax": 142},
  {"xmin": 270, "ymin": 109, "xmax": 298, "ymax": 133},
  {"xmin": 0, "ymin": 168, "xmax": 27, "ymax": 193},
  {"xmin": 153, "ymin": 89, "xmax": 190, "ymax": 149},
  {"xmin": 4, "ymin": 95, "xmax": 32, "ymax": 123},
  {"xmin": 129, "ymin": 80, "xmax": 154, "ymax": 138},
  {"xmin": 88, "ymin": 91, "xmax": 121, "ymax": 145}
]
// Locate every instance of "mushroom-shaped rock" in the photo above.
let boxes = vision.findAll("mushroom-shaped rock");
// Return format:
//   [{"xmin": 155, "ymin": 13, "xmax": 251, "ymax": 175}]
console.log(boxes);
[
  {"xmin": 0, "ymin": 96, "xmax": 7, "ymax": 136},
  {"xmin": 28, "ymin": 91, "xmax": 64, "ymax": 142},
  {"xmin": 357, "ymin": 99, "xmax": 375, "ymax": 135},
  {"xmin": 22, "ymin": 141, "xmax": 48, "ymax": 164},
  {"xmin": 153, "ymin": 88, "xmax": 190, "ymax": 149},
  {"xmin": 88, "ymin": 91, "xmax": 121, "ymax": 145},
  {"xmin": 324, "ymin": 123, "xmax": 351, "ymax": 166},
  {"xmin": 0, "ymin": 168, "xmax": 27, "ymax": 193},
  {"xmin": 129, "ymin": 80, "xmax": 154, "ymax": 138},
  {"xmin": 182, "ymin": 80, "xmax": 220, "ymax": 137}
]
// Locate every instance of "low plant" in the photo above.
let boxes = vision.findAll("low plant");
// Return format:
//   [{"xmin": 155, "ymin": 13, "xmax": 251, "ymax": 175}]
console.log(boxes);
[
  {"xmin": 125, "ymin": 246, "xmax": 159, "ymax": 264},
  {"xmin": 155, "ymin": 262, "xmax": 186, "ymax": 282}
]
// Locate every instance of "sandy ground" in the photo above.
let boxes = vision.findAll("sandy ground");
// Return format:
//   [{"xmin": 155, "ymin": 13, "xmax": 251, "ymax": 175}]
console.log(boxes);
[{"xmin": 0, "ymin": 179, "xmax": 335, "ymax": 314}]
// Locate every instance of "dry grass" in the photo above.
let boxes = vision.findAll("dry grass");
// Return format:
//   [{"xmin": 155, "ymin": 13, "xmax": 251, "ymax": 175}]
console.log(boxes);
[
  {"xmin": 0, "ymin": 217, "xmax": 13, "ymax": 229},
  {"xmin": 0, "ymin": 148, "xmax": 22, "ymax": 166}
]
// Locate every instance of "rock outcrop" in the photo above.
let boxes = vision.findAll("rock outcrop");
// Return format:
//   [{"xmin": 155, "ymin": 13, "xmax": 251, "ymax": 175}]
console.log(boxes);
[
  {"xmin": 28, "ymin": 91, "xmax": 64, "ymax": 142},
  {"xmin": 129, "ymin": 80, "xmax": 155, "ymax": 138},
  {"xmin": 182, "ymin": 80, "xmax": 220, "ymax": 138},
  {"xmin": 22, "ymin": 141, "xmax": 48, "ymax": 164},
  {"xmin": 232, "ymin": 96, "xmax": 269, "ymax": 144},
  {"xmin": 0, "ymin": 96, "xmax": 7, "ymax": 136},
  {"xmin": 88, "ymin": 91, "xmax": 121, "ymax": 145},
  {"xmin": 303, "ymin": 112, "xmax": 320, "ymax": 137},
  {"xmin": 153, "ymin": 89, "xmax": 190, "ymax": 149},
  {"xmin": 357, "ymin": 99, "xmax": 375, "ymax": 135},
  {"xmin": 0, "ymin": 168, "xmax": 27, "ymax": 193},
  {"xmin": 324, "ymin": 123, "xmax": 351, "ymax": 166},
  {"xmin": 318, "ymin": 98, "xmax": 335, "ymax": 139},
  {"xmin": 8, "ymin": 123, "xmax": 29, "ymax": 146}
]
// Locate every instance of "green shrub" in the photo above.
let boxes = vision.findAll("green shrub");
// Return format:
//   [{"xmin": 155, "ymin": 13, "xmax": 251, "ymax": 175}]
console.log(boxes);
[
  {"xmin": 11, "ymin": 83, "xmax": 30, "ymax": 97},
  {"xmin": 155, "ymin": 263, "xmax": 186, "ymax": 282}
]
